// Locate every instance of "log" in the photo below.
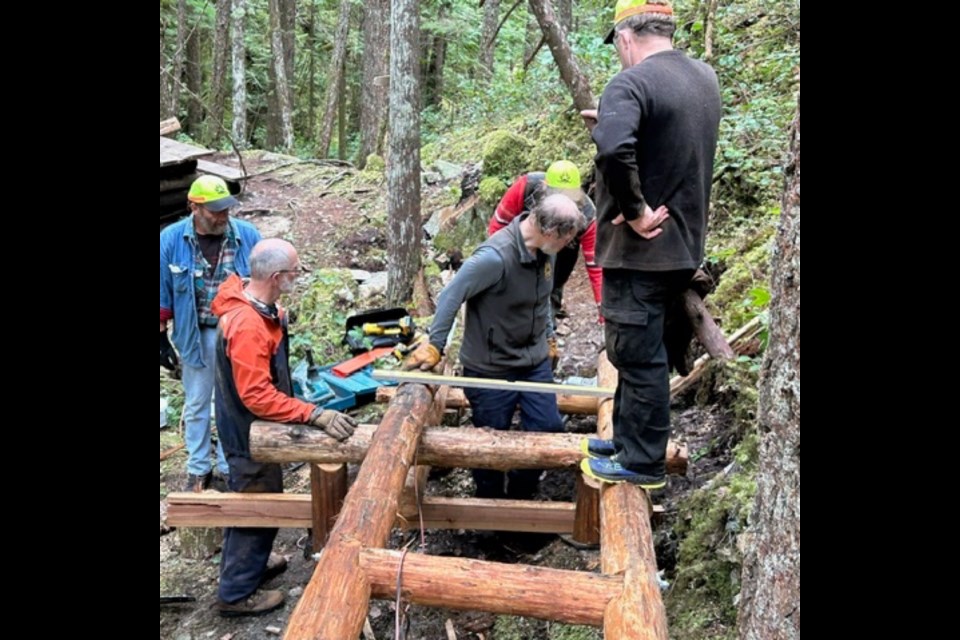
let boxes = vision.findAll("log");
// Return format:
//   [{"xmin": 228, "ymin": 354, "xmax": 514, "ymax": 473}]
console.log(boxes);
[
  {"xmin": 669, "ymin": 315, "xmax": 764, "ymax": 397},
  {"xmin": 310, "ymin": 463, "xmax": 348, "ymax": 551},
  {"xmin": 160, "ymin": 117, "xmax": 182, "ymax": 135},
  {"xmin": 284, "ymin": 383, "xmax": 434, "ymax": 640},
  {"xmin": 251, "ymin": 422, "xmax": 686, "ymax": 474},
  {"xmin": 597, "ymin": 352, "xmax": 669, "ymax": 639},
  {"xmin": 376, "ymin": 385, "xmax": 600, "ymax": 415},
  {"xmin": 361, "ymin": 548, "xmax": 621, "ymax": 626},
  {"xmin": 159, "ymin": 443, "xmax": 185, "ymax": 461},
  {"xmin": 573, "ymin": 472, "xmax": 600, "ymax": 545},
  {"xmin": 682, "ymin": 290, "xmax": 735, "ymax": 359}
]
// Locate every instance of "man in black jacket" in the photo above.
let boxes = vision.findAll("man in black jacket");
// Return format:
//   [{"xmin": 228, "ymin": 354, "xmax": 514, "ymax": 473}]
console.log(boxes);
[
  {"xmin": 580, "ymin": 0, "xmax": 721, "ymax": 489},
  {"xmin": 404, "ymin": 194, "xmax": 582, "ymax": 499}
]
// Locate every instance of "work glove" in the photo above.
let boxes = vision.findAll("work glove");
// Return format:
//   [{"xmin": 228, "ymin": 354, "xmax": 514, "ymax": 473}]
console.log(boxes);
[
  {"xmin": 309, "ymin": 408, "xmax": 357, "ymax": 441},
  {"xmin": 402, "ymin": 342, "xmax": 441, "ymax": 371},
  {"xmin": 547, "ymin": 336, "xmax": 560, "ymax": 370},
  {"xmin": 160, "ymin": 331, "xmax": 179, "ymax": 371}
]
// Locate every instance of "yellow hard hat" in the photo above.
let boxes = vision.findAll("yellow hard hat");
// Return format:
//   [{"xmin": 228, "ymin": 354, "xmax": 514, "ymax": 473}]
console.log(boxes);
[
  {"xmin": 187, "ymin": 175, "xmax": 238, "ymax": 212},
  {"xmin": 545, "ymin": 161, "xmax": 581, "ymax": 191},
  {"xmin": 604, "ymin": 0, "xmax": 674, "ymax": 44}
]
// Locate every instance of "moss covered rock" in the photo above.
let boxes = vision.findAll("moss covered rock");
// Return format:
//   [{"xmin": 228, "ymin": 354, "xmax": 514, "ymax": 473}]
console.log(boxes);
[{"xmin": 482, "ymin": 130, "xmax": 533, "ymax": 181}]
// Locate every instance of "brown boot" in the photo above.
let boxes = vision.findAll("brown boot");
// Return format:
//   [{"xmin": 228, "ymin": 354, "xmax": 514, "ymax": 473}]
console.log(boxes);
[{"xmin": 216, "ymin": 589, "xmax": 285, "ymax": 618}]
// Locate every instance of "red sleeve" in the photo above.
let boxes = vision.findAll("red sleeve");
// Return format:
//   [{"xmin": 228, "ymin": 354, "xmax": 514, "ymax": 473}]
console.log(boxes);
[
  {"xmin": 160, "ymin": 308, "xmax": 173, "ymax": 323},
  {"xmin": 224, "ymin": 314, "xmax": 316, "ymax": 424},
  {"xmin": 487, "ymin": 175, "xmax": 528, "ymax": 236},
  {"xmin": 580, "ymin": 221, "xmax": 603, "ymax": 304}
]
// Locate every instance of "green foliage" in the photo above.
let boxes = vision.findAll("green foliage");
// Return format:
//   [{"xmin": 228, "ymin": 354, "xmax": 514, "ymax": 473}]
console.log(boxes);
[
  {"xmin": 288, "ymin": 269, "xmax": 359, "ymax": 365},
  {"xmin": 708, "ymin": 223, "xmax": 776, "ymax": 331},
  {"xmin": 478, "ymin": 176, "xmax": 508, "ymax": 208},
  {"xmin": 364, "ymin": 154, "xmax": 385, "ymax": 172}
]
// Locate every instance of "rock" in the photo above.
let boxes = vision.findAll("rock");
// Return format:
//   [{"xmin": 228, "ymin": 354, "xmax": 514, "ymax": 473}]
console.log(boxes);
[
  {"xmin": 265, "ymin": 625, "xmax": 282, "ymax": 635},
  {"xmin": 288, "ymin": 586, "xmax": 304, "ymax": 598},
  {"xmin": 433, "ymin": 160, "xmax": 464, "ymax": 181}
]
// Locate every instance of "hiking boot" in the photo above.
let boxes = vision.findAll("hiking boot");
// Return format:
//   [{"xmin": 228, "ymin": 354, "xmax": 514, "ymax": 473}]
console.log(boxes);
[
  {"xmin": 580, "ymin": 457, "xmax": 666, "ymax": 490},
  {"xmin": 580, "ymin": 437, "xmax": 616, "ymax": 459},
  {"xmin": 216, "ymin": 589, "xmax": 285, "ymax": 618},
  {"xmin": 184, "ymin": 473, "xmax": 211, "ymax": 492},
  {"xmin": 210, "ymin": 471, "xmax": 230, "ymax": 492},
  {"xmin": 260, "ymin": 553, "xmax": 288, "ymax": 584}
]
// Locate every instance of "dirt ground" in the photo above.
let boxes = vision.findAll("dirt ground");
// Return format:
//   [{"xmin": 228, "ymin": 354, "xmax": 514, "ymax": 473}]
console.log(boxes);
[{"xmin": 160, "ymin": 155, "xmax": 734, "ymax": 639}]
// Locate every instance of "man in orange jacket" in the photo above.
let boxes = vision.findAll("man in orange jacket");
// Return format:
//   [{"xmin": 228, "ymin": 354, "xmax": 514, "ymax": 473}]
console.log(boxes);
[{"xmin": 211, "ymin": 238, "xmax": 357, "ymax": 617}]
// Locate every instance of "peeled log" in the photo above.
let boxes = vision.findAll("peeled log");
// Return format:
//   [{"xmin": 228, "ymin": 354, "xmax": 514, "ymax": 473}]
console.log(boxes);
[
  {"xmin": 251, "ymin": 422, "xmax": 686, "ymax": 474},
  {"xmin": 361, "ymin": 548, "xmax": 621, "ymax": 626},
  {"xmin": 283, "ymin": 383, "xmax": 434, "ymax": 640},
  {"xmin": 597, "ymin": 352, "xmax": 669, "ymax": 639}
]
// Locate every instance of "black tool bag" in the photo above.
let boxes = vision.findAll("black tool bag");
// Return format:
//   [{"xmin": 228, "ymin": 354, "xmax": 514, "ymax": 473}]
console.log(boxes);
[{"xmin": 343, "ymin": 307, "xmax": 415, "ymax": 354}]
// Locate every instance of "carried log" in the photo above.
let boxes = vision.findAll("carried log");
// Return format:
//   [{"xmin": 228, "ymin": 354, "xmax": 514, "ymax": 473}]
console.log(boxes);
[
  {"xmin": 682, "ymin": 290, "xmax": 735, "ymax": 359},
  {"xmin": 361, "ymin": 548, "xmax": 621, "ymax": 626},
  {"xmin": 283, "ymin": 383, "xmax": 434, "ymax": 640},
  {"xmin": 251, "ymin": 422, "xmax": 687, "ymax": 474}
]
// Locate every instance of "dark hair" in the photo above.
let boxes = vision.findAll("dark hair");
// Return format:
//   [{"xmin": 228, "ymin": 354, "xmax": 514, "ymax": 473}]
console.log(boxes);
[{"xmin": 620, "ymin": 12, "xmax": 677, "ymax": 39}]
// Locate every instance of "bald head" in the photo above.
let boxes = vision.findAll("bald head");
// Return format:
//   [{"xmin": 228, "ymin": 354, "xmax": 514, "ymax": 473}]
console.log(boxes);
[
  {"xmin": 250, "ymin": 238, "xmax": 299, "ymax": 281},
  {"xmin": 534, "ymin": 193, "xmax": 584, "ymax": 238}
]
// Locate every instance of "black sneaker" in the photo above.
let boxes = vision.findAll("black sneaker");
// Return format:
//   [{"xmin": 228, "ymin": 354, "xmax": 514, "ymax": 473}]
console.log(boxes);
[
  {"xmin": 580, "ymin": 438, "xmax": 616, "ymax": 459},
  {"xmin": 216, "ymin": 589, "xmax": 285, "ymax": 618},
  {"xmin": 184, "ymin": 473, "xmax": 211, "ymax": 492},
  {"xmin": 580, "ymin": 457, "xmax": 666, "ymax": 490}
]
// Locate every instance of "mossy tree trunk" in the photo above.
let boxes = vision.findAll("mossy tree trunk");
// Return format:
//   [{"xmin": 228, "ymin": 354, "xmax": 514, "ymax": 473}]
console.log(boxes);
[
  {"xmin": 738, "ymin": 92, "xmax": 801, "ymax": 640},
  {"xmin": 230, "ymin": 0, "xmax": 247, "ymax": 147},
  {"xmin": 480, "ymin": 0, "xmax": 500, "ymax": 76},
  {"xmin": 386, "ymin": 0, "xmax": 422, "ymax": 307},
  {"xmin": 268, "ymin": 0, "xmax": 294, "ymax": 151},
  {"xmin": 205, "ymin": 0, "xmax": 231, "ymax": 145},
  {"xmin": 317, "ymin": 0, "xmax": 352, "ymax": 157}
]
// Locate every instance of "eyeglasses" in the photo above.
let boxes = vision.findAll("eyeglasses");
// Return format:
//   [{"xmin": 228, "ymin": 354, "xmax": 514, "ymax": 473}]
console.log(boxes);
[{"xmin": 273, "ymin": 266, "xmax": 307, "ymax": 277}]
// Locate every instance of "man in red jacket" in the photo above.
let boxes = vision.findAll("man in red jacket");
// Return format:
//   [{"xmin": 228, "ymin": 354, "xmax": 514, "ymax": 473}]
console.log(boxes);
[
  {"xmin": 211, "ymin": 238, "xmax": 357, "ymax": 617},
  {"xmin": 489, "ymin": 160, "xmax": 602, "ymax": 320}
]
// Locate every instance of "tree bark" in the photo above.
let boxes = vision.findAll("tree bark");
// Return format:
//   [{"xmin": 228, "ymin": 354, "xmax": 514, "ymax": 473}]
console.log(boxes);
[
  {"xmin": 480, "ymin": 0, "xmax": 500, "ymax": 75},
  {"xmin": 160, "ymin": 26, "xmax": 170, "ymax": 118},
  {"xmin": 557, "ymin": 0, "xmax": 572, "ymax": 32},
  {"xmin": 358, "ymin": 0, "xmax": 390, "ymax": 167},
  {"xmin": 310, "ymin": 463, "xmax": 348, "ymax": 551},
  {"xmin": 206, "ymin": 0, "xmax": 232, "ymax": 145},
  {"xmin": 527, "ymin": 0, "xmax": 595, "ymax": 111},
  {"xmin": 305, "ymin": 0, "xmax": 318, "ymax": 141},
  {"xmin": 362, "ymin": 548, "xmax": 621, "ymax": 626},
  {"xmin": 703, "ymin": 0, "xmax": 719, "ymax": 61},
  {"xmin": 738, "ymin": 92, "xmax": 801, "ymax": 640},
  {"xmin": 269, "ymin": 0, "xmax": 294, "ymax": 151},
  {"xmin": 317, "ymin": 0, "xmax": 352, "ymax": 157},
  {"xmin": 230, "ymin": 0, "xmax": 247, "ymax": 147},
  {"xmin": 423, "ymin": 1, "xmax": 449, "ymax": 107},
  {"xmin": 386, "ymin": 0, "xmax": 422, "ymax": 307}
]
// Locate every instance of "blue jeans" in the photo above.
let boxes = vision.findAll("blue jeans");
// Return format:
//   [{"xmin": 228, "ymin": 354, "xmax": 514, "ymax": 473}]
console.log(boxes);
[
  {"xmin": 463, "ymin": 359, "xmax": 563, "ymax": 499},
  {"xmin": 182, "ymin": 327, "xmax": 228, "ymax": 476}
]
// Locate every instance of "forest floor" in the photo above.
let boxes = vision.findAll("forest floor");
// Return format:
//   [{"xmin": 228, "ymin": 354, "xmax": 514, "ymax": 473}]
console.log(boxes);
[{"xmin": 160, "ymin": 153, "xmax": 738, "ymax": 640}]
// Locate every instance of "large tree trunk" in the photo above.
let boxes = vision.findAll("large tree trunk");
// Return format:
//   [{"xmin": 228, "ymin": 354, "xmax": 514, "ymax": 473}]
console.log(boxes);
[
  {"xmin": 172, "ymin": 0, "xmax": 187, "ymax": 116},
  {"xmin": 280, "ymin": 0, "xmax": 296, "ymax": 119},
  {"xmin": 480, "ymin": 0, "xmax": 500, "ymax": 75},
  {"xmin": 703, "ymin": 0, "xmax": 719, "ymax": 61},
  {"xmin": 358, "ymin": 0, "xmax": 390, "ymax": 167},
  {"xmin": 423, "ymin": 1, "xmax": 449, "ymax": 108},
  {"xmin": 305, "ymin": 0, "xmax": 317, "ymax": 141},
  {"xmin": 206, "ymin": 0, "xmax": 231, "ymax": 145},
  {"xmin": 185, "ymin": 16, "xmax": 203, "ymax": 134},
  {"xmin": 386, "ymin": 0, "xmax": 422, "ymax": 307},
  {"xmin": 160, "ymin": 25, "xmax": 170, "ymax": 118},
  {"xmin": 269, "ymin": 0, "xmax": 294, "ymax": 151},
  {"xmin": 230, "ymin": 0, "xmax": 247, "ymax": 147},
  {"xmin": 317, "ymin": 0, "xmax": 352, "ymax": 157},
  {"xmin": 738, "ymin": 93, "xmax": 801, "ymax": 640},
  {"xmin": 557, "ymin": 0, "xmax": 572, "ymax": 31},
  {"xmin": 527, "ymin": 0, "xmax": 595, "ymax": 111}
]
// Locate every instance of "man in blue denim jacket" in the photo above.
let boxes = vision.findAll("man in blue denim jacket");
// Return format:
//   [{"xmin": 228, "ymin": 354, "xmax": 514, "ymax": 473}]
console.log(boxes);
[{"xmin": 160, "ymin": 176, "xmax": 261, "ymax": 491}]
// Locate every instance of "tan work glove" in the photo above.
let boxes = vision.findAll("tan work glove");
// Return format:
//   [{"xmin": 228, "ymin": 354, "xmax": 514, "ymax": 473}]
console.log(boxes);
[
  {"xmin": 309, "ymin": 408, "xmax": 357, "ymax": 441},
  {"xmin": 547, "ymin": 336, "xmax": 559, "ymax": 370},
  {"xmin": 402, "ymin": 342, "xmax": 441, "ymax": 371}
]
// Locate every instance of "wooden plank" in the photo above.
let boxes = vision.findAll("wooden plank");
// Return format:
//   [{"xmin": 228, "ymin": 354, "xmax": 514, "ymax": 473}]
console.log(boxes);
[
  {"xmin": 160, "ymin": 117, "xmax": 182, "ymax": 135},
  {"xmin": 373, "ymin": 370, "xmax": 615, "ymax": 397},
  {"xmin": 284, "ymin": 384, "xmax": 434, "ymax": 640},
  {"xmin": 361, "ymin": 548, "xmax": 621, "ymax": 627},
  {"xmin": 160, "ymin": 136, "xmax": 213, "ymax": 166},
  {"xmin": 166, "ymin": 492, "xmax": 312, "ymax": 528},
  {"xmin": 399, "ymin": 496, "xmax": 575, "ymax": 533},
  {"xmin": 196, "ymin": 158, "xmax": 246, "ymax": 181}
]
